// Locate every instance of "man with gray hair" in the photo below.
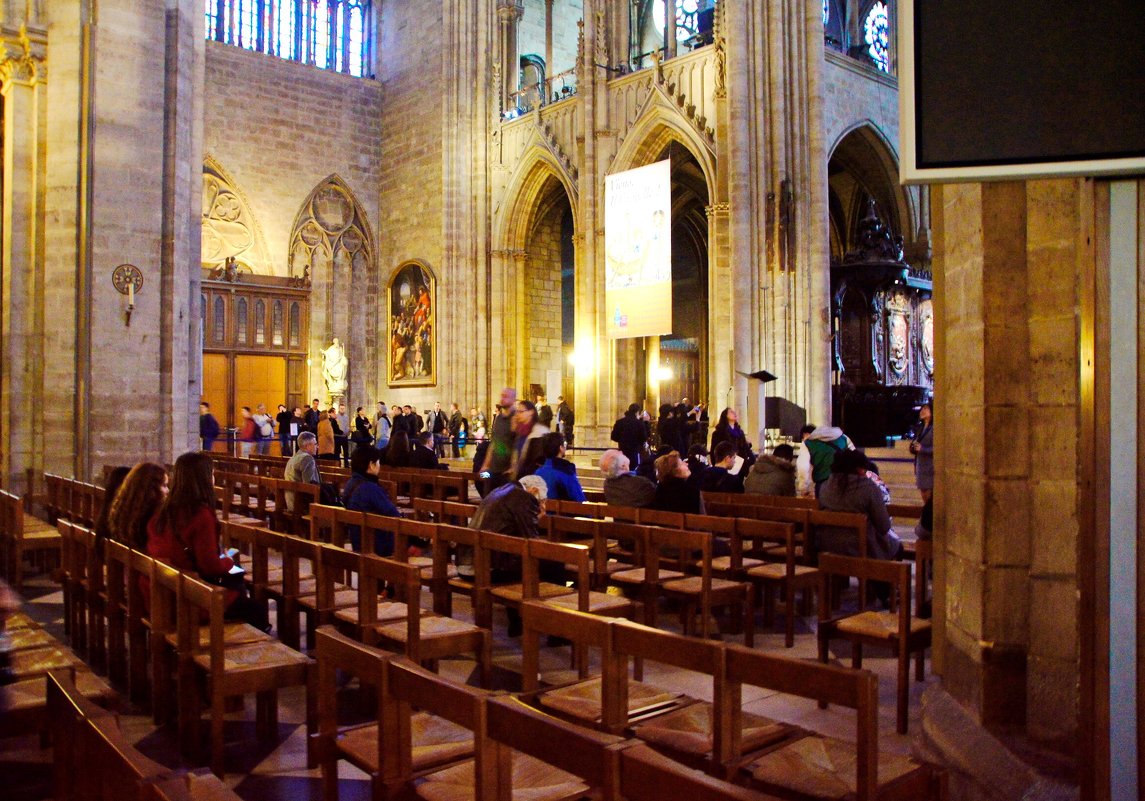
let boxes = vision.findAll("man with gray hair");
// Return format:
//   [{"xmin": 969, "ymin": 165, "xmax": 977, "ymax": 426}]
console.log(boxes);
[
  {"xmin": 466, "ymin": 472, "xmax": 550, "ymax": 636},
  {"xmin": 600, "ymin": 448, "xmax": 656, "ymax": 508},
  {"xmin": 283, "ymin": 431, "xmax": 320, "ymax": 512}
]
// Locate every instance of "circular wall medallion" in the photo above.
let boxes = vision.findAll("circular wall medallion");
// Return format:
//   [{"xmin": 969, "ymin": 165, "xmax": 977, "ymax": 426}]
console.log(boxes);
[{"xmin": 112, "ymin": 263, "xmax": 144, "ymax": 295}]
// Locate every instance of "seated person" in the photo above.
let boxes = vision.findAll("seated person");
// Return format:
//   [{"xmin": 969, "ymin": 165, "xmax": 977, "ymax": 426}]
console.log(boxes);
[
  {"xmin": 533, "ymin": 433, "xmax": 585, "ymax": 502},
  {"xmin": 409, "ymin": 431, "xmax": 443, "ymax": 469},
  {"xmin": 744, "ymin": 443, "xmax": 797, "ymax": 496},
  {"xmin": 599, "ymin": 449, "xmax": 656, "ymax": 508},
  {"xmin": 652, "ymin": 451, "xmax": 704, "ymax": 515},
  {"xmin": 699, "ymin": 441, "xmax": 745, "ymax": 493},
  {"xmin": 816, "ymin": 448, "xmax": 902, "ymax": 561},
  {"xmin": 341, "ymin": 445, "xmax": 401, "ymax": 555},
  {"xmin": 283, "ymin": 431, "xmax": 321, "ymax": 512}
]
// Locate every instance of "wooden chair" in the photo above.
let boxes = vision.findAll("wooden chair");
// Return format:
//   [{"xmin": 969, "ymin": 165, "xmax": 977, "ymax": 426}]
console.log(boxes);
[
  {"xmin": 722, "ymin": 643, "xmax": 939, "ymax": 801},
  {"xmin": 603, "ymin": 522, "xmax": 674, "ymax": 621},
  {"xmin": 175, "ymin": 571, "xmax": 316, "ymax": 776},
  {"xmin": 126, "ymin": 547, "xmax": 157, "ymax": 708},
  {"xmin": 437, "ymin": 523, "xmax": 485, "ymax": 618},
  {"xmin": 520, "ymin": 602, "xmax": 684, "ymax": 732},
  {"xmin": 103, "ymin": 539, "xmax": 133, "ymax": 690},
  {"xmin": 440, "ymin": 500, "xmax": 478, "ymax": 526},
  {"xmin": 357, "ymin": 551, "xmax": 491, "ymax": 687},
  {"xmin": 611, "ymin": 619, "xmax": 790, "ymax": 771},
  {"xmin": 273, "ymin": 478, "xmax": 318, "ymax": 537},
  {"xmin": 77, "ymin": 525, "xmax": 108, "ymax": 671},
  {"xmin": 320, "ymin": 543, "xmax": 414, "ymax": 643},
  {"xmin": 312, "ymin": 626, "xmax": 476, "ymax": 801},
  {"xmin": 309, "ymin": 502, "xmax": 364, "ymax": 547},
  {"xmin": 280, "ymin": 534, "xmax": 355, "ymax": 651},
  {"xmin": 649, "ymin": 527, "xmax": 754, "ymax": 645},
  {"xmin": 817, "ymin": 553, "xmax": 932, "ymax": 735},
  {"xmin": 1, "ymin": 489, "xmax": 62, "ymax": 588},
  {"xmin": 635, "ymin": 507, "xmax": 685, "ymax": 528},
  {"xmin": 683, "ymin": 513, "xmax": 763, "ymax": 579},
  {"xmin": 742, "ymin": 518, "xmax": 819, "ymax": 647}
]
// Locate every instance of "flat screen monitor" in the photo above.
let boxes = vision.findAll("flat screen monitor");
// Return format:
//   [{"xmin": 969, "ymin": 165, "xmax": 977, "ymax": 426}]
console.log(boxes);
[{"xmin": 899, "ymin": 1, "xmax": 1145, "ymax": 183}]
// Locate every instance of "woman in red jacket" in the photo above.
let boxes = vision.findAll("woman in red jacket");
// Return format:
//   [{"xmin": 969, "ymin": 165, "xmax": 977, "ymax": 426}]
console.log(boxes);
[{"xmin": 146, "ymin": 451, "xmax": 269, "ymax": 631}]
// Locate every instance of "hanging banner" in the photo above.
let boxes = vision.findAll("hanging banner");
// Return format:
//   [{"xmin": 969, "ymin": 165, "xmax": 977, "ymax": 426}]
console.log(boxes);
[{"xmin": 605, "ymin": 160, "xmax": 673, "ymax": 338}]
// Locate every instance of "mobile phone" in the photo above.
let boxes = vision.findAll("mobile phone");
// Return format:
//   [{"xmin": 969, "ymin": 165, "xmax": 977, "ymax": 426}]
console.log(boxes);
[{"xmin": 479, "ymin": 471, "xmax": 492, "ymax": 479}]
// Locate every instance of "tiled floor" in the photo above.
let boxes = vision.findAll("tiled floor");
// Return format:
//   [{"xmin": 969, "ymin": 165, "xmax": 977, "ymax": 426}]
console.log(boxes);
[{"xmin": 3, "ymin": 563, "xmax": 934, "ymax": 801}]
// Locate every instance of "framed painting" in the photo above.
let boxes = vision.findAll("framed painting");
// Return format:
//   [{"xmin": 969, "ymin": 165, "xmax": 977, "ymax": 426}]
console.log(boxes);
[{"xmin": 387, "ymin": 261, "xmax": 436, "ymax": 387}]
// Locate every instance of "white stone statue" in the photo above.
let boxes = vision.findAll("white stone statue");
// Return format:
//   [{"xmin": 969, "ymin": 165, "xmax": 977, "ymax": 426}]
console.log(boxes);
[{"xmin": 322, "ymin": 337, "xmax": 349, "ymax": 397}]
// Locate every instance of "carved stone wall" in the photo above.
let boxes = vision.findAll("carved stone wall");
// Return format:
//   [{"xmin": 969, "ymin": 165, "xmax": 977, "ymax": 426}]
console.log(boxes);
[{"xmin": 201, "ymin": 156, "xmax": 271, "ymax": 273}]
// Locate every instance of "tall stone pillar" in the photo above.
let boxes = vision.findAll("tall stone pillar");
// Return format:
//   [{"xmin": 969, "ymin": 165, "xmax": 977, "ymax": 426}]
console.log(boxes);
[
  {"xmin": 1, "ymin": 25, "xmax": 45, "ymax": 491},
  {"xmin": 932, "ymin": 179, "xmax": 1087, "ymax": 748},
  {"xmin": 496, "ymin": 0, "xmax": 523, "ymax": 111}
]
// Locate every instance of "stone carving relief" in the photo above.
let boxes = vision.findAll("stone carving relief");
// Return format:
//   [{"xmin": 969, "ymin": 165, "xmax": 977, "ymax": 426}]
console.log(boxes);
[
  {"xmin": 886, "ymin": 290, "xmax": 911, "ymax": 383},
  {"xmin": 287, "ymin": 177, "xmax": 373, "ymax": 287},
  {"xmin": 919, "ymin": 298, "xmax": 934, "ymax": 377},
  {"xmin": 201, "ymin": 158, "xmax": 270, "ymax": 273}
]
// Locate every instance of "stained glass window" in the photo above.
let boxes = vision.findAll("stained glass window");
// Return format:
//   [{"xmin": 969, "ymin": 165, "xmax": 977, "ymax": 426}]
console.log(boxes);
[
  {"xmin": 273, "ymin": 300, "xmax": 284, "ymax": 346},
  {"xmin": 864, "ymin": 2, "xmax": 890, "ymax": 73},
  {"xmin": 289, "ymin": 303, "xmax": 301, "ymax": 348},
  {"xmin": 653, "ymin": 0, "xmax": 700, "ymax": 42},
  {"xmin": 254, "ymin": 299, "xmax": 266, "ymax": 345},
  {"xmin": 204, "ymin": 1, "xmax": 372, "ymax": 78},
  {"xmin": 213, "ymin": 296, "xmax": 226, "ymax": 343},
  {"xmin": 237, "ymin": 298, "xmax": 248, "ymax": 344}
]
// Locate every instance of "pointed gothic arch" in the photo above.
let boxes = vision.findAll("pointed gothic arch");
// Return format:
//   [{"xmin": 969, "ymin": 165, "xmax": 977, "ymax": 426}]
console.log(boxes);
[
  {"xmin": 201, "ymin": 155, "xmax": 271, "ymax": 273},
  {"xmin": 289, "ymin": 175, "xmax": 379, "ymax": 405},
  {"xmin": 497, "ymin": 145, "xmax": 579, "ymax": 251},
  {"xmin": 610, "ymin": 101, "xmax": 716, "ymax": 195},
  {"xmin": 828, "ymin": 121, "xmax": 915, "ymax": 255}
]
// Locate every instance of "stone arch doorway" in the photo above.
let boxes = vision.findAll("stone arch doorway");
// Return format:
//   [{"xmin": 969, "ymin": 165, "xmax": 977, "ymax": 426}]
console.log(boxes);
[
  {"xmin": 827, "ymin": 123, "xmax": 913, "ymax": 261},
  {"xmin": 609, "ymin": 134, "xmax": 712, "ymax": 421},
  {"xmin": 498, "ymin": 155, "xmax": 578, "ymax": 408}
]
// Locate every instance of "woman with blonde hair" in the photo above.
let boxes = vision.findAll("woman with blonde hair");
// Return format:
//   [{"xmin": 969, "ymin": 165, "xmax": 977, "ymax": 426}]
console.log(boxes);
[{"xmin": 107, "ymin": 462, "xmax": 168, "ymax": 549}]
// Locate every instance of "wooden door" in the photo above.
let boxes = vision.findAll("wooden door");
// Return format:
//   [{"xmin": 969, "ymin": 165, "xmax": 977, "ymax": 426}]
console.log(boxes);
[
  {"xmin": 233, "ymin": 355, "xmax": 287, "ymax": 423},
  {"xmin": 202, "ymin": 353, "xmax": 229, "ymax": 429}
]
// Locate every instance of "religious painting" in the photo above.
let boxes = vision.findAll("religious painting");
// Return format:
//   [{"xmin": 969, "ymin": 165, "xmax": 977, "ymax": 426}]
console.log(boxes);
[
  {"xmin": 886, "ymin": 291, "xmax": 911, "ymax": 383},
  {"xmin": 919, "ymin": 298, "xmax": 935, "ymax": 377},
  {"xmin": 388, "ymin": 262, "xmax": 436, "ymax": 386}
]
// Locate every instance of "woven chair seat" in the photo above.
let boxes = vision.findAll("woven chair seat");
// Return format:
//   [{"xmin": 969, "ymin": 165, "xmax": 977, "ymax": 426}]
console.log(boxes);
[
  {"xmin": 334, "ymin": 600, "xmax": 423, "ymax": 626},
  {"xmin": 538, "ymin": 677, "xmax": 680, "ymax": 722},
  {"xmin": 610, "ymin": 567, "xmax": 684, "ymax": 585},
  {"xmin": 192, "ymin": 638, "xmax": 310, "ymax": 672},
  {"xmin": 747, "ymin": 563, "xmax": 820, "ymax": 581},
  {"xmin": 708, "ymin": 555, "xmax": 766, "ymax": 572},
  {"xmin": 835, "ymin": 610, "xmax": 932, "ymax": 640},
  {"xmin": 543, "ymin": 591, "xmax": 632, "ymax": 614},
  {"xmin": 7, "ymin": 628, "xmax": 55, "ymax": 652},
  {"xmin": 11, "ymin": 646, "xmax": 80, "ymax": 678},
  {"xmin": 748, "ymin": 735, "xmax": 919, "ymax": 800},
  {"xmin": 165, "ymin": 622, "xmax": 272, "ymax": 649},
  {"xmin": 490, "ymin": 582, "xmax": 574, "ymax": 603},
  {"xmin": 660, "ymin": 576, "xmax": 746, "ymax": 595},
  {"xmin": 375, "ymin": 615, "xmax": 481, "ymax": 642},
  {"xmin": 417, "ymin": 750, "xmax": 587, "ymax": 801},
  {"xmin": 633, "ymin": 701, "xmax": 788, "ymax": 756},
  {"xmin": 338, "ymin": 711, "xmax": 473, "ymax": 773}
]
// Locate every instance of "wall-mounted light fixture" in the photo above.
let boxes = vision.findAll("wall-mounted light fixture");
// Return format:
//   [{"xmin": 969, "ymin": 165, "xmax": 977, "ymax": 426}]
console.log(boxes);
[{"xmin": 112, "ymin": 263, "xmax": 143, "ymax": 326}]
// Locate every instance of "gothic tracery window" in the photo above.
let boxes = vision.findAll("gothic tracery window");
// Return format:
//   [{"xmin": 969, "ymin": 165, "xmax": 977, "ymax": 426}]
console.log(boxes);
[
  {"xmin": 864, "ymin": 2, "xmax": 891, "ymax": 73},
  {"xmin": 653, "ymin": 0, "xmax": 699, "ymax": 42},
  {"xmin": 204, "ymin": 0, "xmax": 373, "ymax": 78}
]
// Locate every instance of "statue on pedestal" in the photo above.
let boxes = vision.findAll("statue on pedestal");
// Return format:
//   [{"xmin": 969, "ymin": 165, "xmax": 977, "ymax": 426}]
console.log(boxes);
[{"xmin": 322, "ymin": 337, "xmax": 349, "ymax": 399}]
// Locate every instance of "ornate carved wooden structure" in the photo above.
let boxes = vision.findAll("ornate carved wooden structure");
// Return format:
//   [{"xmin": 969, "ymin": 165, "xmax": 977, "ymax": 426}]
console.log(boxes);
[{"xmin": 831, "ymin": 201, "xmax": 932, "ymax": 444}]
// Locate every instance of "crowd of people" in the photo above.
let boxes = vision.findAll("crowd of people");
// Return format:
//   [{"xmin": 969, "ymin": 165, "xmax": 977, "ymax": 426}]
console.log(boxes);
[{"xmin": 199, "ymin": 394, "xmax": 576, "ymax": 465}]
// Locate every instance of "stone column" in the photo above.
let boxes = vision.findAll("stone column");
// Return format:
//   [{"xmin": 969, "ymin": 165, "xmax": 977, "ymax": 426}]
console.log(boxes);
[
  {"xmin": 1, "ymin": 25, "xmax": 45, "ymax": 491},
  {"xmin": 663, "ymin": 0, "xmax": 676, "ymax": 59},
  {"xmin": 496, "ymin": 0, "xmax": 523, "ymax": 111},
  {"xmin": 932, "ymin": 179, "xmax": 1086, "ymax": 747},
  {"xmin": 544, "ymin": 0, "xmax": 553, "ymax": 95}
]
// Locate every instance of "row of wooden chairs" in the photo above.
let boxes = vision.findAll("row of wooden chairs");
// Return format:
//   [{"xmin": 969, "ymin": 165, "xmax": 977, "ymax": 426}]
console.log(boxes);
[
  {"xmin": 314, "ymin": 625, "xmax": 796, "ymax": 801},
  {"xmin": 47, "ymin": 670, "xmax": 244, "ymax": 801},
  {"xmin": 43, "ymin": 472, "xmax": 104, "ymax": 527},
  {"xmin": 517, "ymin": 602, "xmax": 942, "ymax": 800},
  {"xmin": 0, "ymin": 487, "xmax": 63, "ymax": 588}
]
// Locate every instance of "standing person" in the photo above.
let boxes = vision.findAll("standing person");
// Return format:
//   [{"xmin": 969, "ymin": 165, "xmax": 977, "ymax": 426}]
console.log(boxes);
[
  {"xmin": 611, "ymin": 403, "xmax": 649, "ymax": 469},
  {"xmin": 534, "ymin": 433, "xmax": 586, "ymax": 502},
  {"xmin": 536, "ymin": 395, "xmax": 554, "ymax": 428},
  {"xmin": 556, "ymin": 395, "xmax": 574, "ymax": 447},
  {"xmin": 480, "ymin": 388, "xmax": 517, "ymax": 494},
  {"xmin": 304, "ymin": 398, "xmax": 321, "ymax": 434},
  {"xmin": 448, "ymin": 403, "xmax": 464, "ymax": 458},
  {"xmin": 238, "ymin": 406, "xmax": 258, "ymax": 457},
  {"xmin": 427, "ymin": 401, "xmax": 448, "ymax": 457},
  {"xmin": 317, "ymin": 408, "xmax": 338, "ymax": 461},
  {"xmin": 199, "ymin": 402, "xmax": 220, "ymax": 452},
  {"xmin": 390, "ymin": 405, "xmax": 409, "ymax": 436},
  {"xmin": 335, "ymin": 403, "xmax": 351, "ymax": 466},
  {"xmin": 511, "ymin": 399, "xmax": 550, "ymax": 479},
  {"xmin": 341, "ymin": 445, "xmax": 401, "ymax": 555},
  {"xmin": 276, "ymin": 404, "xmax": 294, "ymax": 456},
  {"xmin": 374, "ymin": 402, "xmax": 391, "ymax": 448},
  {"xmin": 796, "ymin": 423, "xmax": 855, "ymax": 497},
  {"xmin": 253, "ymin": 404, "xmax": 274, "ymax": 455},
  {"xmin": 709, "ymin": 407, "xmax": 753, "ymax": 460},
  {"xmin": 456, "ymin": 416, "xmax": 470, "ymax": 458},
  {"xmin": 403, "ymin": 405, "xmax": 424, "ymax": 435},
  {"xmin": 350, "ymin": 406, "xmax": 375, "ymax": 457},
  {"xmin": 147, "ymin": 452, "xmax": 269, "ymax": 631},
  {"xmin": 910, "ymin": 403, "xmax": 934, "ymax": 503}
]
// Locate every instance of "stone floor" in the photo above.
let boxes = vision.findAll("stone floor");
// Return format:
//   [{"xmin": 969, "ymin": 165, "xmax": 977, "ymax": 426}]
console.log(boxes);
[{"xmin": 2, "ymin": 552, "xmax": 935, "ymax": 801}]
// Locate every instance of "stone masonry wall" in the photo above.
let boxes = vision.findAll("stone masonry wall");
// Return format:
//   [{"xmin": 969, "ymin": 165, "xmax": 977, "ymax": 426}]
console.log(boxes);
[
  {"xmin": 203, "ymin": 42, "xmax": 383, "ymax": 276},
  {"xmin": 524, "ymin": 203, "xmax": 565, "ymax": 390}
]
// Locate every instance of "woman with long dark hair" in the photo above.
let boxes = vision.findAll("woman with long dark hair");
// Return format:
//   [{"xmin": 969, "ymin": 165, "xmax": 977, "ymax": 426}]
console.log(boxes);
[
  {"xmin": 94, "ymin": 466, "xmax": 132, "ymax": 546},
  {"xmin": 380, "ymin": 428, "xmax": 412, "ymax": 468},
  {"xmin": 709, "ymin": 407, "xmax": 752, "ymax": 460},
  {"xmin": 147, "ymin": 452, "xmax": 269, "ymax": 630},
  {"xmin": 107, "ymin": 462, "xmax": 168, "ymax": 549}
]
